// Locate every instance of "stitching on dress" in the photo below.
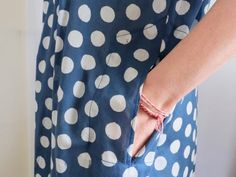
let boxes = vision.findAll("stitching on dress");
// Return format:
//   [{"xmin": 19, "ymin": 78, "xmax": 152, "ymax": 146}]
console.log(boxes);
[
  {"xmin": 96, "ymin": 155, "xmax": 155, "ymax": 165},
  {"xmin": 116, "ymin": 14, "xmax": 168, "ymax": 39},
  {"xmin": 88, "ymin": 53, "xmax": 113, "ymax": 140}
]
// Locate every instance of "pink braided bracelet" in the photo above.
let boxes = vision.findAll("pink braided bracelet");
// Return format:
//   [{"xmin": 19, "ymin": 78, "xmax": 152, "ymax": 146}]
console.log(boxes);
[{"xmin": 139, "ymin": 93, "xmax": 170, "ymax": 133}]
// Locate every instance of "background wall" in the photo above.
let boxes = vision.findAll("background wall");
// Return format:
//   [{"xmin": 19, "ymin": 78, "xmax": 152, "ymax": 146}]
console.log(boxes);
[
  {"xmin": 196, "ymin": 57, "xmax": 236, "ymax": 177},
  {"xmin": 0, "ymin": 1, "xmax": 29, "ymax": 177},
  {"xmin": 0, "ymin": 1, "xmax": 235, "ymax": 177}
]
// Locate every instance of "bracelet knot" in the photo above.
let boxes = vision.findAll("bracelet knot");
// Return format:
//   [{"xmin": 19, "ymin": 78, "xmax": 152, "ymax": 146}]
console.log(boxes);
[{"xmin": 139, "ymin": 93, "xmax": 170, "ymax": 133}]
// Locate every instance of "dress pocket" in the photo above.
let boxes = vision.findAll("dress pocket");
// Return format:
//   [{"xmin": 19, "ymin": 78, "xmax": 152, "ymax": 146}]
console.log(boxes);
[
  {"xmin": 87, "ymin": 14, "xmax": 172, "ymax": 166},
  {"xmin": 125, "ymin": 74, "xmax": 172, "ymax": 165}
]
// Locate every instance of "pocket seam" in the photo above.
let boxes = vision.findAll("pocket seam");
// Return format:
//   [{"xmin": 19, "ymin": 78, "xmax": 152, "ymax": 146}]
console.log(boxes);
[{"xmin": 116, "ymin": 14, "xmax": 168, "ymax": 40}]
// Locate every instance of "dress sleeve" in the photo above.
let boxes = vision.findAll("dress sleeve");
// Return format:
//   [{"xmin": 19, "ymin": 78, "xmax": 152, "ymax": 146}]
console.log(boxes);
[{"xmin": 195, "ymin": 0, "xmax": 216, "ymax": 21}]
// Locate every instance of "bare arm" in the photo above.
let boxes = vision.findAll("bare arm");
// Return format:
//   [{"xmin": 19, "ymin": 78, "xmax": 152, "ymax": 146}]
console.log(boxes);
[
  {"xmin": 131, "ymin": 0, "xmax": 236, "ymax": 158},
  {"xmin": 142, "ymin": 0, "xmax": 236, "ymax": 113}
]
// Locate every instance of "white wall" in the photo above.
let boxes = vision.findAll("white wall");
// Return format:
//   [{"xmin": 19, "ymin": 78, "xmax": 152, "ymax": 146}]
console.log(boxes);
[
  {"xmin": 0, "ymin": 1, "xmax": 29, "ymax": 177},
  {"xmin": 196, "ymin": 57, "xmax": 236, "ymax": 177}
]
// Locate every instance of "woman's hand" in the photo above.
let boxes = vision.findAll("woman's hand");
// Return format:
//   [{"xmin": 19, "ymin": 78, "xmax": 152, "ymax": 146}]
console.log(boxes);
[
  {"xmin": 131, "ymin": 105, "xmax": 158, "ymax": 158},
  {"xmin": 131, "ymin": 79, "xmax": 176, "ymax": 158}
]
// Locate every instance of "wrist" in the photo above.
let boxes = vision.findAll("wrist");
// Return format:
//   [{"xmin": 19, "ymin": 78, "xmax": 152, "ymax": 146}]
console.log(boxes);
[{"xmin": 141, "ymin": 74, "xmax": 179, "ymax": 115}]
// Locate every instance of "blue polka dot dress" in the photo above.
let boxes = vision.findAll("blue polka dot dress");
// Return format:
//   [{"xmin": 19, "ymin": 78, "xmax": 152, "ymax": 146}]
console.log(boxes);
[{"xmin": 34, "ymin": 0, "xmax": 213, "ymax": 176}]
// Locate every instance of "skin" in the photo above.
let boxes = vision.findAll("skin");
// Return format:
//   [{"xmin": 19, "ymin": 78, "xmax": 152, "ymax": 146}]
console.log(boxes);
[{"xmin": 131, "ymin": 0, "xmax": 236, "ymax": 158}]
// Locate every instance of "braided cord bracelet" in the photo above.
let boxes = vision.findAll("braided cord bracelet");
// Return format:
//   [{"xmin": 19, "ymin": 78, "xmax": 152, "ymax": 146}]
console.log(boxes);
[{"xmin": 139, "ymin": 93, "xmax": 170, "ymax": 133}]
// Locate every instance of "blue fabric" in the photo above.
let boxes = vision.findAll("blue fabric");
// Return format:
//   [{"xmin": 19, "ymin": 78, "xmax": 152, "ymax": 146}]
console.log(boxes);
[{"xmin": 35, "ymin": 0, "xmax": 211, "ymax": 176}]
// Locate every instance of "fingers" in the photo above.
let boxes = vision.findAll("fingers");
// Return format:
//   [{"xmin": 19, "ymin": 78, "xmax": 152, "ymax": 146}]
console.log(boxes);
[{"xmin": 131, "ymin": 109, "xmax": 157, "ymax": 158}]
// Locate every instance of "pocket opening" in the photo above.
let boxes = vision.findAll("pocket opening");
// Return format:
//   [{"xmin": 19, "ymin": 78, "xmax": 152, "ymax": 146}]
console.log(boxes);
[{"xmin": 126, "ymin": 80, "xmax": 174, "ymax": 165}]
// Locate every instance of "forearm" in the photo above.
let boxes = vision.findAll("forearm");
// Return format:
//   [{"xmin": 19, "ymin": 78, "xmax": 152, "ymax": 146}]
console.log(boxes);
[{"xmin": 142, "ymin": 0, "xmax": 236, "ymax": 113}]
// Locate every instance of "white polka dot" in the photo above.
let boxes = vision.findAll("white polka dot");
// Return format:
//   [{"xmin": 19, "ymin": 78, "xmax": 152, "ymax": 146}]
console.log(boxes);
[
  {"xmin": 175, "ymin": 0, "xmax": 190, "ymax": 15},
  {"xmin": 40, "ymin": 136, "xmax": 50, "ymax": 148},
  {"xmin": 193, "ymin": 108, "xmax": 197, "ymax": 121},
  {"xmin": 38, "ymin": 60, "xmax": 46, "ymax": 73},
  {"xmin": 172, "ymin": 162, "xmax": 180, "ymax": 177},
  {"xmin": 64, "ymin": 108, "xmax": 78, "ymax": 124},
  {"xmin": 116, "ymin": 30, "xmax": 132, "ymax": 44},
  {"xmin": 52, "ymin": 110, "xmax": 58, "ymax": 126},
  {"xmin": 73, "ymin": 81, "xmax": 85, "ymax": 99},
  {"xmin": 143, "ymin": 24, "xmax": 158, "ymax": 40},
  {"xmin": 172, "ymin": 117, "xmax": 183, "ymax": 132},
  {"xmin": 36, "ymin": 156, "xmax": 46, "ymax": 169},
  {"xmin": 34, "ymin": 99, "xmax": 38, "ymax": 113},
  {"xmin": 35, "ymin": 174, "xmax": 41, "ymax": 177},
  {"xmin": 78, "ymin": 4, "xmax": 91, "ymax": 22},
  {"xmin": 124, "ymin": 67, "xmax": 138, "ymax": 82},
  {"xmin": 133, "ymin": 48, "xmax": 149, "ymax": 61},
  {"xmin": 157, "ymin": 133, "xmax": 167, "ymax": 146},
  {"xmin": 189, "ymin": 169, "xmax": 194, "ymax": 177},
  {"xmin": 133, "ymin": 145, "xmax": 146, "ymax": 157},
  {"xmin": 53, "ymin": 29, "xmax": 57, "ymax": 39},
  {"xmin": 170, "ymin": 139, "xmax": 181, "ymax": 154},
  {"xmin": 47, "ymin": 14, "xmax": 54, "ymax": 28},
  {"xmin": 101, "ymin": 151, "xmax": 117, "ymax": 167},
  {"xmin": 131, "ymin": 116, "xmax": 137, "ymax": 131},
  {"xmin": 90, "ymin": 30, "xmax": 105, "ymax": 47},
  {"xmin": 166, "ymin": 15, "xmax": 169, "ymax": 23},
  {"xmin": 42, "ymin": 117, "xmax": 52, "ymax": 130},
  {"xmin": 81, "ymin": 127, "xmax": 96, "ymax": 143},
  {"xmin": 191, "ymin": 149, "xmax": 195, "ymax": 162},
  {"xmin": 47, "ymin": 77, "xmax": 53, "ymax": 90},
  {"xmin": 174, "ymin": 25, "xmax": 189, "ymax": 39},
  {"xmin": 58, "ymin": 10, "xmax": 69, "ymax": 27},
  {"xmin": 80, "ymin": 54, "xmax": 96, "ymax": 70},
  {"xmin": 106, "ymin": 53, "xmax": 121, "ymax": 67},
  {"xmin": 152, "ymin": 0, "xmax": 167, "ymax": 14},
  {"xmin": 110, "ymin": 95, "xmax": 126, "ymax": 112},
  {"xmin": 55, "ymin": 36, "xmax": 64, "ymax": 53},
  {"xmin": 100, "ymin": 6, "xmax": 115, "ymax": 23},
  {"xmin": 61, "ymin": 56, "xmax": 74, "ymax": 74},
  {"xmin": 95, "ymin": 74, "xmax": 110, "ymax": 89},
  {"xmin": 56, "ymin": 158, "xmax": 67, "ymax": 173},
  {"xmin": 127, "ymin": 144, "xmax": 133, "ymax": 157},
  {"xmin": 183, "ymin": 166, "xmax": 189, "ymax": 177},
  {"xmin": 78, "ymin": 152, "xmax": 92, "ymax": 168},
  {"xmin": 68, "ymin": 30, "xmax": 83, "ymax": 48},
  {"xmin": 57, "ymin": 134, "xmax": 72, "ymax": 150},
  {"xmin": 35, "ymin": 80, "xmax": 42, "ymax": 93},
  {"xmin": 43, "ymin": 1, "xmax": 49, "ymax": 14},
  {"xmin": 105, "ymin": 122, "xmax": 121, "ymax": 140},
  {"xmin": 144, "ymin": 151, "xmax": 155, "ymax": 166},
  {"xmin": 185, "ymin": 123, "xmax": 192, "ymax": 137},
  {"xmin": 57, "ymin": 86, "xmax": 64, "ymax": 102},
  {"xmin": 186, "ymin": 101, "xmax": 193, "ymax": 115},
  {"xmin": 192, "ymin": 128, "xmax": 196, "ymax": 142},
  {"xmin": 84, "ymin": 100, "xmax": 99, "ymax": 117},
  {"xmin": 50, "ymin": 55, "xmax": 55, "ymax": 67},
  {"xmin": 45, "ymin": 97, "xmax": 53, "ymax": 110},
  {"xmin": 42, "ymin": 36, "xmax": 50, "ymax": 49},
  {"xmin": 50, "ymin": 156, "xmax": 53, "ymax": 170},
  {"xmin": 184, "ymin": 145, "xmax": 191, "ymax": 159},
  {"xmin": 154, "ymin": 156, "xmax": 167, "ymax": 171},
  {"xmin": 122, "ymin": 167, "xmax": 138, "ymax": 177},
  {"xmin": 126, "ymin": 4, "xmax": 141, "ymax": 21},
  {"xmin": 195, "ymin": 137, "xmax": 198, "ymax": 145},
  {"xmin": 160, "ymin": 39, "xmax": 166, "ymax": 52},
  {"xmin": 51, "ymin": 133, "xmax": 56, "ymax": 149},
  {"xmin": 195, "ymin": 88, "xmax": 198, "ymax": 96},
  {"xmin": 204, "ymin": 0, "xmax": 216, "ymax": 14}
]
